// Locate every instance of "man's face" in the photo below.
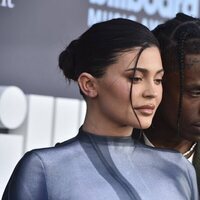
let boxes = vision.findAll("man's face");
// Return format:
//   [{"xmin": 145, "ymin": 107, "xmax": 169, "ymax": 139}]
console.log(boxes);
[
  {"xmin": 159, "ymin": 54, "xmax": 200, "ymax": 141},
  {"xmin": 180, "ymin": 54, "xmax": 200, "ymax": 141}
]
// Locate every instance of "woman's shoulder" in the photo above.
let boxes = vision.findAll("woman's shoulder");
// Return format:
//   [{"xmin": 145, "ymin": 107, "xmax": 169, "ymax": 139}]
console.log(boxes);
[
  {"xmin": 26, "ymin": 135, "xmax": 81, "ymax": 161},
  {"xmin": 135, "ymin": 141, "xmax": 194, "ymax": 169},
  {"xmin": 2, "ymin": 136, "xmax": 82, "ymax": 199}
]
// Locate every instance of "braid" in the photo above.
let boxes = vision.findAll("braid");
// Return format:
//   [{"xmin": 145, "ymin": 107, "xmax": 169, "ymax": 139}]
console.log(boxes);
[
  {"xmin": 152, "ymin": 12, "xmax": 200, "ymax": 137},
  {"xmin": 176, "ymin": 32, "xmax": 188, "ymax": 136}
]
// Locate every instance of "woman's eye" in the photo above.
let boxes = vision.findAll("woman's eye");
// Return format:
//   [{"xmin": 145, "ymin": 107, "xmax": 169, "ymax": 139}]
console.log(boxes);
[
  {"xmin": 129, "ymin": 77, "xmax": 142, "ymax": 83},
  {"xmin": 154, "ymin": 79, "xmax": 163, "ymax": 85}
]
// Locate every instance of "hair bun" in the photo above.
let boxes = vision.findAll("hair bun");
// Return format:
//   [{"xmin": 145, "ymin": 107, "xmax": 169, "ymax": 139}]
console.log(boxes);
[
  {"xmin": 58, "ymin": 39, "xmax": 79, "ymax": 81},
  {"xmin": 175, "ymin": 13, "xmax": 197, "ymax": 22}
]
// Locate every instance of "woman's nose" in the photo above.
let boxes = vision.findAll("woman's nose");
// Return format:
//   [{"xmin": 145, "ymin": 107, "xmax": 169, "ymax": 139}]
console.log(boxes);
[{"xmin": 142, "ymin": 84, "xmax": 158, "ymax": 99}]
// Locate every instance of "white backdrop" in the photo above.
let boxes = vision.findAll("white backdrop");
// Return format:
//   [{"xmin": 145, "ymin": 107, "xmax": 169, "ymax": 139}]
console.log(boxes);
[{"xmin": 0, "ymin": 86, "xmax": 86, "ymax": 197}]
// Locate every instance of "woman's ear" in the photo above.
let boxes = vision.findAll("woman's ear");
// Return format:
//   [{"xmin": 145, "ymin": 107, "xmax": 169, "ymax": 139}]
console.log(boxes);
[{"xmin": 78, "ymin": 72, "xmax": 98, "ymax": 98}]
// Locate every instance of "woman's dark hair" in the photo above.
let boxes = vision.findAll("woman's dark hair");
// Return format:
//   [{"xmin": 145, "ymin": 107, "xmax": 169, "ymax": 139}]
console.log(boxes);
[
  {"xmin": 58, "ymin": 18, "xmax": 159, "ymax": 84},
  {"xmin": 59, "ymin": 18, "xmax": 160, "ymax": 140},
  {"xmin": 152, "ymin": 13, "xmax": 200, "ymax": 135}
]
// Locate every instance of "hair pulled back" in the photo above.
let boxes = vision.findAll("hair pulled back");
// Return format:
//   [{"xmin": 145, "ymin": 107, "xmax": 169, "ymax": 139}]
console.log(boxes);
[{"xmin": 59, "ymin": 18, "xmax": 159, "ymax": 82}]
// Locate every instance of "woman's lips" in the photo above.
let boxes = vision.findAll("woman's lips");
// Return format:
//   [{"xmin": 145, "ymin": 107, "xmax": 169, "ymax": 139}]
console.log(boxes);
[{"xmin": 134, "ymin": 105, "xmax": 155, "ymax": 116}]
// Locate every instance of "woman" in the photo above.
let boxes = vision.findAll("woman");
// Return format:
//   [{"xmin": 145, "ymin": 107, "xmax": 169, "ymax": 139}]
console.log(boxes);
[
  {"xmin": 142, "ymin": 13, "xmax": 200, "ymax": 192},
  {"xmin": 2, "ymin": 18, "xmax": 198, "ymax": 199}
]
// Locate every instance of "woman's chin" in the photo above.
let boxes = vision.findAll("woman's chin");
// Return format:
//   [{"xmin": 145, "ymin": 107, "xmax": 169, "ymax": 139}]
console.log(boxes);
[{"xmin": 138, "ymin": 121, "xmax": 152, "ymax": 130}]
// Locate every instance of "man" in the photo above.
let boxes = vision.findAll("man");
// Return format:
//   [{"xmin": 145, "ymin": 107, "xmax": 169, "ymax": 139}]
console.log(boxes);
[{"xmin": 142, "ymin": 13, "xmax": 200, "ymax": 191}]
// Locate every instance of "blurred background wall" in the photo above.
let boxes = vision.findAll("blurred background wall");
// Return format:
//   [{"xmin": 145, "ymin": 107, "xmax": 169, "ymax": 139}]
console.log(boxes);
[{"xmin": 0, "ymin": 0, "xmax": 199, "ymax": 197}]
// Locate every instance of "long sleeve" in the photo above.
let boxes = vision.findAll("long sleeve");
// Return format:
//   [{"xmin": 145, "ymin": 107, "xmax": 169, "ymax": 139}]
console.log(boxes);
[
  {"xmin": 189, "ymin": 167, "xmax": 199, "ymax": 200},
  {"xmin": 2, "ymin": 151, "xmax": 48, "ymax": 200}
]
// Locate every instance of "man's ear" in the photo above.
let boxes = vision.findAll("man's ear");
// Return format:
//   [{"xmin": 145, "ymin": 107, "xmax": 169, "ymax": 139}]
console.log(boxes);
[{"xmin": 78, "ymin": 72, "xmax": 98, "ymax": 98}]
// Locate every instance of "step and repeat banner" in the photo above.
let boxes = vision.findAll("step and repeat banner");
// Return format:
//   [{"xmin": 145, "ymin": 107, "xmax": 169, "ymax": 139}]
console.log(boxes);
[{"xmin": 0, "ymin": 0, "xmax": 199, "ymax": 99}]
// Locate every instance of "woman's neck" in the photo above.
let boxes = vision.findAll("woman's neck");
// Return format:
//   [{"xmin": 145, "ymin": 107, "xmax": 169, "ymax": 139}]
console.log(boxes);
[
  {"xmin": 82, "ymin": 105, "xmax": 135, "ymax": 137},
  {"xmin": 82, "ymin": 114, "xmax": 133, "ymax": 137},
  {"xmin": 82, "ymin": 123, "xmax": 133, "ymax": 137}
]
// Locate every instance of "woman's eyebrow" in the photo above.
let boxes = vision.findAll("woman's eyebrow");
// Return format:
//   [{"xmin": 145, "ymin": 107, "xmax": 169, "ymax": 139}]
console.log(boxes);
[
  {"xmin": 125, "ymin": 67, "xmax": 164, "ymax": 74},
  {"xmin": 125, "ymin": 67, "xmax": 147, "ymax": 73},
  {"xmin": 156, "ymin": 69, "xmax": 164, "ymax": 74}
]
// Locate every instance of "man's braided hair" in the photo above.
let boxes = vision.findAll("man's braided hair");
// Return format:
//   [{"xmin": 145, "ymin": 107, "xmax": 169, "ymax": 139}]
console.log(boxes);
[{"xmin": 152, "ymin": 13, "xmax": 200, "ymax": 135}]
